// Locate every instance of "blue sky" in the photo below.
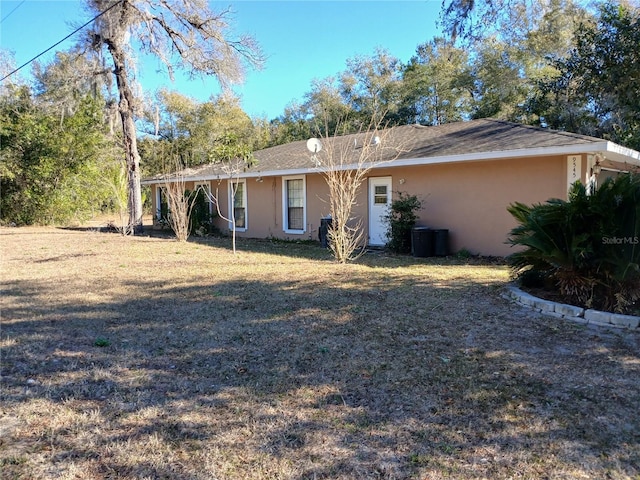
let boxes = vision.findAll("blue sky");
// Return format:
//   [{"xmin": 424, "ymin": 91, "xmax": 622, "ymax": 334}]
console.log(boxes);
[{"xmin": 1, "ymin": 0, "xmax": 442, "ymax": 119}]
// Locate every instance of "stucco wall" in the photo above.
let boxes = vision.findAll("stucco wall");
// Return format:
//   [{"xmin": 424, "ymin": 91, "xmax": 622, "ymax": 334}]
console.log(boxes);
[
  {"xmin": 239, "ymin": 174, "xmax": 334, "ymax": 241},
  {"xmin": 370, "ymin": 155, "xmax": 565, "ymax": 256},
  {"xmin": 150, "ymin": 154, "xmax": 568, "ymax": 256}
]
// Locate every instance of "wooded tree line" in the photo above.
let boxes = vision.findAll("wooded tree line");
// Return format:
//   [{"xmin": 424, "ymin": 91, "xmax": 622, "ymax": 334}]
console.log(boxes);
[
  {"xmin": 0, "ymin": 59, "xmax": 123, "ymax": 225},
  {"xmin": 272, "ymin": 1, "xmax": 639, "ymax": 150},
  {"xmin": 1, "ymin": 0, "xmax": 638, "ymax": 226}
]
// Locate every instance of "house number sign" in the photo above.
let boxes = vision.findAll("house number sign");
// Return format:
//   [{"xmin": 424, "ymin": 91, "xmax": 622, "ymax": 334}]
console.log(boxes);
[{"xmin": 567, "ymin": 155, "xmax": 581, "ymax": 196}]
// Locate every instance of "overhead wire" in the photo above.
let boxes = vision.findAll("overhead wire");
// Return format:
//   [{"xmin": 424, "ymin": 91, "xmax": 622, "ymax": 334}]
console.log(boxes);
[
  {"xmin": 1, "ymin": 0, "xmax": 124, "ymax": 82},
  {"xmin": 1, "ymin": 0, "xmax": 26, "ymax": 24}
]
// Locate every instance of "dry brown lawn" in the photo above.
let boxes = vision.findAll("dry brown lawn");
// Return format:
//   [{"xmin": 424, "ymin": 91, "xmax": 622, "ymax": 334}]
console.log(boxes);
[{"xmin": 1, "ymin": 225, "xmax": 639, "ymax": 479}]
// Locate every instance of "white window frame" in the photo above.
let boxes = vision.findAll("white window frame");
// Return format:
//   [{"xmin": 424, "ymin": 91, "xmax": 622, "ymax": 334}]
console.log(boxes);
[
  {"xmin": 228, "ymin": 179, "xmax": 247, "ymax": 232},
  {"xmin": 282, "ymin": 175, "xmax": 306, "ymax": 234},
  {"xmin": 156, "ymin": 185, "xmax": 168, "ymax": 220},
  {"xmin": 194, "ymin": 181, "xmax": 213, "ymax": 216}
]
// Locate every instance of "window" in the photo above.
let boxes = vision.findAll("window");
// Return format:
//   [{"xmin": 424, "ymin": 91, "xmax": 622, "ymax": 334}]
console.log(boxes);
[
  {"xmin": 229, "ymin": 180, "xmax": 247, "ymax": 230},
  {"xmin": 156, "ymin": 186, "xmax": 169, "ymax": 220},
  {"xmin": 374, "ymin": 185, "xmax": 388, "ymax": 205},
  {"xmin": 283, "ymin": 176, "xmax": 306, "ymax": 233},
  {"xmin": 193, "ymin": 182, "xmax": 213, "ymax": 226}
]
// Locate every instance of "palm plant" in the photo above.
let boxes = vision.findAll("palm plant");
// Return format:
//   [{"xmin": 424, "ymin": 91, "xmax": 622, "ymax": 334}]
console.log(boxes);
[
  {"xmin": 589, "ymin": 174, "xmax": 640, "ymax": 312},
  {"xmin": 507, "ymin": 174, "xmax": 640, "ymax": 314},
  {"xmin": 507, "ymin": 187, "xmax": 596, "ymax": 305}
]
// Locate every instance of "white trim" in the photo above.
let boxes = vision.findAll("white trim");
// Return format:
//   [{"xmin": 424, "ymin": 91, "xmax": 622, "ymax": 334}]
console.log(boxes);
[
  {"xmin": 282, "ymin": 175, "xmax": 306, "ymax": 234},
  {"xmin": 228, "ymin": 179, "xmax": 247, "ymax": 232},
  {"xmin": 155, "ymin": 185, "xmax": 163, "ymax": 220},
  {"xmin": 604, "ymin": 141, "xmax": 640, "ymax": 165},
  {"xmin": 141, "ymin": 142, "xmax": 640, "ymax": 186},
  {"xmin": 155, "ymin": 185, "xmax": 171, "ymax": 220},
  {"xmin": 194, "ymin": 181, "xmax": 213, "ymax": 216},
  {"xmin": 567, "ymin": 155, "xmax": 582, "ymax": 196},
  {"xmin": 368, "ymin": 176, "xmax": 392, "ymax": 246}
]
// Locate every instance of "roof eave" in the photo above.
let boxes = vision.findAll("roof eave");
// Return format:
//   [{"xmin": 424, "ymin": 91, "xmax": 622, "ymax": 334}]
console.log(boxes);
[
  {"xmin": 603, "ymin": 141, "xmax": 640, "ymax": 167},
  {"xmin": 141, "ymin": 141, "xmax": 640, "ymax": 185}
]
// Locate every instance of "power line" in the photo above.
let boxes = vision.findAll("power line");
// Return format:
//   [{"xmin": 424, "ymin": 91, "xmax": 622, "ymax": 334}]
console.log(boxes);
[
  {"xmin": 1, "ymin": 0, "xmax": 26, "ymax": 24},
  {"xmin": 1, "ymin": 0, "xmax": 124, "ymax": 82}
]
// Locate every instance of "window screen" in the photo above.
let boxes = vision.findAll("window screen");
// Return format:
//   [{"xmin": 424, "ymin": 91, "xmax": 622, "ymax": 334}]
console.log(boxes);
[
  {"xmin": 374, "ymin": 185, "xmax": 388, "ymax": 205},
  {"xmin": 232, "ymin": 182, "xmax": 245, "ymax": 228},
  {"xmin": 286, "ymin": 179, "xmax": 304, "ymax": 230}
]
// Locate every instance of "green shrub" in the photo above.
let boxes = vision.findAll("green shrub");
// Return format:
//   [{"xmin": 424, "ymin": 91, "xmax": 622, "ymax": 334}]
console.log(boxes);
[
  {"xmin": 189, "ymin": 188, "xmax": 217, "ymax": 235},
  {"xmin": 1, "ymin": 90, "xmax": 118, "ymax": 225},
  {"xmin": 94, "ymin": 337, "xmax": 111, "ymax": 347},
  {"xmin": 455, "ymin": 248, "xmax": 474, "ymax": 260},
  {"xmin": 507, "ymin": 174, "xmax": 640, "ymax": 314},
  {"xmin": 384, "ymin": 192, "xmax": 423, "ymax": 254}
]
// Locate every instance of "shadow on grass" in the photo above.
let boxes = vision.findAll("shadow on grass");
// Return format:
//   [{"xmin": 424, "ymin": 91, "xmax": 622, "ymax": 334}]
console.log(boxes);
[
  {"xmin": 1, "ymin": 253, "xmax": 639, "ymax": 478},
  {"xmin": 56, "ymin": 221, "xmax": 508, "ymax": 269},
  {"xmin": 175, "ymin": 231, "xmax": 510, "ymax": 272}
]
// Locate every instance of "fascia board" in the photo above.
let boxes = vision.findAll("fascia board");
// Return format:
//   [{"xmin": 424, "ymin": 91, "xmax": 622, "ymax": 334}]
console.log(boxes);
[
  {"xmin": 378, "ymin": 143, "xmax": 613, "ymax": 169},
  {"xmin": 141, "ymin": 175, "xmax": 215, "ymax": 186},
  {"xmin": 604, "ymin": 141, "xmax": 640, "ymax": 166},
  {"xmin": 141, "ymin": 142, "xmax": 640, "ymax": 185},
  {"xmin": 337, "ymin": 142, "xmax": 640, "ymax": 172},
  {"xmin": 310, "ymin": 143, "xmax": 617, "ymax": 173},
  {"xmin": 141, "ymin": 169, "xmax": 307, "ymax": 185}
]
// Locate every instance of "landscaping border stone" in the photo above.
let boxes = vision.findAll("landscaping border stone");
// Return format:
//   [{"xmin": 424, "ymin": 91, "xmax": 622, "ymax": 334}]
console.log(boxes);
[{"xmin": 504, "ymin": 284, "xmax": 640, "ymax": 330}]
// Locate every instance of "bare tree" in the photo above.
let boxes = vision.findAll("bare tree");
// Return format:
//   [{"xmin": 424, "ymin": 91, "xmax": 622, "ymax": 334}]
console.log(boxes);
[
  {"xmin": 204, "ymin": 158, "xmax": 247, "ymax": 255},
  {"xmin": 82, "ymin": 0, "xmax": 262, "ymax": 234},
  {"xmin": 160, "ymin": 160, "xmax": 199, "ymax": 242},
  {"xmin": 314, "ymin": 117, "xmax": 405, "ymax": 263},
  {"xmin": 161, "ymin": 182, "xmax": 196, "ymax": 242}
]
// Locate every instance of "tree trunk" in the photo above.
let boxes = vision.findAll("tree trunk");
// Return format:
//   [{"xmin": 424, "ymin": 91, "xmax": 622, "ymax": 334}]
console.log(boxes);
[{"xmin": 108, "ymin": 43, "xmax": 143, "ymax": 234}]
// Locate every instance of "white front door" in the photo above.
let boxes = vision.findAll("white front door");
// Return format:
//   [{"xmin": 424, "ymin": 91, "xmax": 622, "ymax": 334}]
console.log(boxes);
[{"xmin": 368, "ymin": 176, "xmax": 392, "ymax": 246}]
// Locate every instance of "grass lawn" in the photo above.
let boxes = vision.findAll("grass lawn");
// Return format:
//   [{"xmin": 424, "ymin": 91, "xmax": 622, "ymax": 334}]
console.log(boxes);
[{"xmin": 1, "ymin": 226, "xmax": 639, "ymax": 479}]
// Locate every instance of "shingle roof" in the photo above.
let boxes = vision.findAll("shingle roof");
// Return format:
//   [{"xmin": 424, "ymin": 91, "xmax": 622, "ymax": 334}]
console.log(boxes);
[
  {"xmin": 143, "ymin": 119, "xmax": 615, "ymax": 183},
  {"xmin": 392, "ymin": 119, "xmax": 602, "ymax": 158}
]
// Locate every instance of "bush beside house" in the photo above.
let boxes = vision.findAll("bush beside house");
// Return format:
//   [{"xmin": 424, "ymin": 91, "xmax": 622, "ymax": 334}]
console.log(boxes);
[{"xmin": 507, "ymin": 174, "xmax": 640, "ymax": 315}]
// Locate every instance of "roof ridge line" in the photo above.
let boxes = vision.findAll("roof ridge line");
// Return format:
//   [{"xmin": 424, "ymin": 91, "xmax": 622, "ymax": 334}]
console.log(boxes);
[{"xmin": 478, "ymin": 118, "xmax": 603, "ymax": 141}]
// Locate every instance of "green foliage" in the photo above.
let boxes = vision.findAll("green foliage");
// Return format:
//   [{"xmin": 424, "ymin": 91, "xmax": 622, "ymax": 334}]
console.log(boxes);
[
  {"xmin": 470, "ymin": 38, "xmax": 531, "ymax": 121},
  {"xmin": 529, "ymin": 1, "xmax": 640, "ymax": 150},
  {"xmin": 94, "ymin": 337, "xmax": 111, "ymax": 347},
  {"xmin": 99, "ymin": 160, "xmax": 131, "ymax": 233},
  {"xmin": 507, "ymin": 174, "xmax": 640, "ymax": 314},
  {"xmin": 263, "ymin": 1, "xmax": 639, "ymax": 151},
  {"xmin": 189, "ymin": 188, "xmax": 217, "ymax": 236},
  {"xmin": 340, "ymin": 48, "xmax": 403, "ymax": 125},
  {"xmin": 384, "ymin": 192, "xmax": 423, "ymax": 254},
  {"xmin": 140, "ymin": 91, "xmax": 259, "ymax": 175},
  {"xmin": 401, "ymin": 38, "xmax": 473, "ymax": 125},
  {"xmin": 264, "ymin": 2, "xmax": 594, "ymax": 143},
  {"xmin": 455, "ymin": 248, "xmax": 474, "ymax": 260},
  {"xmin": 0, "ymin": 86, "xmax": 118, "ymax": 225},
  {"xmin": 440, "ymin": 0, "xmax": 588, "ymax": 46},
  {"xmin": 268, "ymin": 103, "xmax": 314, "ymax": 147}
]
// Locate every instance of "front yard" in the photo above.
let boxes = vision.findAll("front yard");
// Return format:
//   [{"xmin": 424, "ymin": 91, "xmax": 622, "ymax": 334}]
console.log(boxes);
[{"xmin": 1, "ymin": 226, "xmax": 639, "ymax": 479}]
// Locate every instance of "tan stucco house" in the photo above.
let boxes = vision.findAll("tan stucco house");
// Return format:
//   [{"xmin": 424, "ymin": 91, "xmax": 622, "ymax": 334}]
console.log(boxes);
[{"xmin": 142, "ymin": 119, "xmax": 640, "ymax": 256}]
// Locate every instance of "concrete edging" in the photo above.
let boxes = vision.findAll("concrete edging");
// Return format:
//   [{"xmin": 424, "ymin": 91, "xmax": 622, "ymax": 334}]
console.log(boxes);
[{"xmin": 504, "ymin": 285, "xmax": 640, "ymax": 330}]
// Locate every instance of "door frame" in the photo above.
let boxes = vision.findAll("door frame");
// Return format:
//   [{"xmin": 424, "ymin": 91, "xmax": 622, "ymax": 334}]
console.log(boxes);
[{"xmin": 368, "ymin": 176, "xmax": 392, "ymax": 246}]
